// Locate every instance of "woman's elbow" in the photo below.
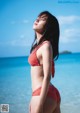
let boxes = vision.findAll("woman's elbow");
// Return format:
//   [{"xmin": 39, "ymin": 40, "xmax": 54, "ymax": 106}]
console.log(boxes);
[{"xmin": 44, "ymin": 74, "xmax": 51, "ymax": 81}]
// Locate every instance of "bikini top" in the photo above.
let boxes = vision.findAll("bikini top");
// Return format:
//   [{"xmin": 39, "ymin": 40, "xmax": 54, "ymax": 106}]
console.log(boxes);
[{"xmin": 28, "ymin": 41, "xmax": 55, "ymax": 78}]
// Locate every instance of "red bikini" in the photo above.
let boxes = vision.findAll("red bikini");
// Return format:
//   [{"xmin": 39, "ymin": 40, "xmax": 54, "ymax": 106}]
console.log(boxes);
[
  {"xmin": 28, "ymin": 40, "xmax": 55, "ymax": 78},
  {"xmin": 28, "ymin": 41, "xmax": 61, "ymax": 104}
]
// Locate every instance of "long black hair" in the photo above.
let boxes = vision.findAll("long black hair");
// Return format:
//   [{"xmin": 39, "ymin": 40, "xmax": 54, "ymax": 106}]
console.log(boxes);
[{"xmin": 30, "ymin": 11, "xmax": 60, "ymax": 61}]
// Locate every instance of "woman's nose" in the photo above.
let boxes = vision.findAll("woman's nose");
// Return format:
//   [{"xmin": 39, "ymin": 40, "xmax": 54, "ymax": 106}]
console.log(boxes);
[{"xmin": 36, "ymin": 18, "xmax": 39, "ymax": 22}]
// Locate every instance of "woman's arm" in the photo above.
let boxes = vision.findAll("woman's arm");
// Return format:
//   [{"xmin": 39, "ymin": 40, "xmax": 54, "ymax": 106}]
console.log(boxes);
[
  {"xmin": 40, "ymin": 42, "xmax": 53, "ymax": 105},
  {"xmin": 34, "ymin": 42, "xmax": 53, "ymax": 113}
]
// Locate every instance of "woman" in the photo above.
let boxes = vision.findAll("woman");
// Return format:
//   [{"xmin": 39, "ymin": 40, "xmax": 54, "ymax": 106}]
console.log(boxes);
[{"xmin": 28, "ymin": 11, "xmax": 61, "ymax": 113}]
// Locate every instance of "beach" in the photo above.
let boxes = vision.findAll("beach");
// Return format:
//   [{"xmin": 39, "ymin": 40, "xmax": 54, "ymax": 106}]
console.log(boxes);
[{"xmin": 0, "ymin": 53, "xmax": 80, "ymax": 113}]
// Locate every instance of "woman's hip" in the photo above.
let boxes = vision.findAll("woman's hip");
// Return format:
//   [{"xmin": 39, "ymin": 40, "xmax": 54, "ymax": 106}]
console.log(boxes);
[{"xmin": 32, "ymin": 84, "xmax": 61, "ymax": 104}]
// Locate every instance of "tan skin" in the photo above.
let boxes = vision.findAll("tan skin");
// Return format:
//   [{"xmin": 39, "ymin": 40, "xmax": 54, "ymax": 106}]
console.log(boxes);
[{"xmin": 29, "ymin": 14, "xmax": 61, "ymax": 113}]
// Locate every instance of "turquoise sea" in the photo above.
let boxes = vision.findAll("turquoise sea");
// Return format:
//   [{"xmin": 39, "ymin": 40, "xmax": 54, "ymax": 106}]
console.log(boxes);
[{"xmin": 0, "ymin": 53, "xmax": 80, "ymax": 113}]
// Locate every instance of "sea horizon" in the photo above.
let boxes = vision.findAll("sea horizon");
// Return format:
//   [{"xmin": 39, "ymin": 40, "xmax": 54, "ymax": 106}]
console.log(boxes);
[
  {"xmin": 0, "ymin": 52, "xmax": 80, "ymax": 113},
  {"xmin": 0, "ymin": 51, "xmax": 80, "ymax": 59}
]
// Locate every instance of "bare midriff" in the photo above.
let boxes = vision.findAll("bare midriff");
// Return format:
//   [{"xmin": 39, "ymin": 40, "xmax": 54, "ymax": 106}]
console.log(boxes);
[
  {"xmin": 31, "ymin": 66, "xmax": 43, "ymax": 92},
  {"xmin": 31, "ymin": 66, "xmax": 51, "ymax": 92}
]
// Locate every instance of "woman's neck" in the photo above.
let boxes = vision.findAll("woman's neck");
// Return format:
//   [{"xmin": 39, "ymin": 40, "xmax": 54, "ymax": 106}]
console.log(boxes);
[{"xmin": 36, "ymin": 32, "xmax": 43, "ymax": 44}]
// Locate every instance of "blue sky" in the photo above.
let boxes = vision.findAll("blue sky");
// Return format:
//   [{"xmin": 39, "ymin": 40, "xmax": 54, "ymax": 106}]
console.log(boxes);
[{"xmin": 0, "ymin": 0, "xmax": 80, "ymax": 57}]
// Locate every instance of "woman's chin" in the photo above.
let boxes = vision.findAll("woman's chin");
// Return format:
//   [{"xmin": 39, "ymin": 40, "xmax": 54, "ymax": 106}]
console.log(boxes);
[
  {"xmin": 33, "ymin": 27, "xmax": 43, "ymax": 33},
  {"xmin": 33, "ymin": 26, "xmax": 38, "ymax": 30},
  {"xmin": 33, "ymin": 27, "xmax": 39, "ymax": 32}
]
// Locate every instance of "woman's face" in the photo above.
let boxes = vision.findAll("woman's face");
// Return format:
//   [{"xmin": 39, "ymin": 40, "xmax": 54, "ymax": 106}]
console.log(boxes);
[{"xmin": 33, "ymin": 14, "xmax": 48, "ymax": 34}]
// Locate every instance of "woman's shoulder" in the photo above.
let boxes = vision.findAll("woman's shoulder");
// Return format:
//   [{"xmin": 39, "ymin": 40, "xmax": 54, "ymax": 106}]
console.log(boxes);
[
  {"xmin": 41, "ymin": 40, "xmax": 51, "ymax": 46},
  {"xmin": 41, "ymin": 40, "xmax": 53, "ymax": 58},
  {"xmin": 41, "ymin": 40, "xmax": 52, "ymax": 49}
]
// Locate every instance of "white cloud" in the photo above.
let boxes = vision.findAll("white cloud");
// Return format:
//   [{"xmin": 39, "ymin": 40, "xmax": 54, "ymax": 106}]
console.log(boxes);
[
  {"xmin": 58, "ymin": 15, "xmax": 80, "ymax": 43},
  {"xmin": 10, "ymin": 39, "xmax": 28, "ymax": 46},
  {"xmin": 0, "ymin": 35, "xmax": 31, "ymax": 47},
  {"xmin": 60, "ymin": 28, "xmax": 80, "ymax": 43},
  {"xmin": 10, "ymin": 19, "xmax": 29, "ymax": 24},
  {"xmin": 23, "ymin": 19, "xmax": 29, "ymax": 24},
  {"xmin": 10, "ymin": 37, "xmax": 31, "ymax": 46},
  {"xmin": 58, "ymin": 15, "xmax": 80, "ymax": 25}
]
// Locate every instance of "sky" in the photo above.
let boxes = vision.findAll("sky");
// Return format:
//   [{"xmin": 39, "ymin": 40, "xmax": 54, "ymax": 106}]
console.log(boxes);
[{"xmin": 0, "ymin": 0, "xmax": 80, "ymax": 57}]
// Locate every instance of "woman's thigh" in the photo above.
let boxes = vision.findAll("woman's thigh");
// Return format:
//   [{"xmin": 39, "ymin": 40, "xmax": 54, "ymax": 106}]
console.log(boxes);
[{"xmin": 30, "ymin": 96, "xmax": 57, "ymax": 113}]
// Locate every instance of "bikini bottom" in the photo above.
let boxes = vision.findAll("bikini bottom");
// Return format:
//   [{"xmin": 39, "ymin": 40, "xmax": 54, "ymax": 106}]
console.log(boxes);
[{"xmin": 32, "ymin": 84, "xmax": 61, "ymax": 104}]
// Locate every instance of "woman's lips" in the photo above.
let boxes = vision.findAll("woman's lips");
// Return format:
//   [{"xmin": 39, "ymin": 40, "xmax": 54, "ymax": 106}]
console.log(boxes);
[{"xmin": 34, "ymin": 22, "xmax": 38, "ymax": 25}]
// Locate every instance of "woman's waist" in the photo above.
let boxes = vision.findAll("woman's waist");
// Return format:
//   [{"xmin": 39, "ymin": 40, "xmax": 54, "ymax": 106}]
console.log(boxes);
[
  {"xmin": 32, "ymin": 81, "xmax": 43, "ymax": 92},
  {"xmin": 32, "ymin": 82, "xmax": 53, "ymax": 93},
  {"xmin": 31, "ymin": 67, "xmax": 43, "ymax": 75}
]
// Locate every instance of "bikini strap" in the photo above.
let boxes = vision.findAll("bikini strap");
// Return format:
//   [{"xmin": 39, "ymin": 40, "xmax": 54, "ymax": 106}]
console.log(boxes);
[
  {"xmin": 32, "ymin": 41, "xmax": 55, "ymax": 78},
  {"xmin": 37, "ymin": 41, "xmax": 55, "ymax": 78},
  {"xmin": 31, "ymin": 41, "xmax": 49, "ymax": 54},
  {"xmin": 51, "ymin": 61, "xmax": 55, "ymax": 78}
]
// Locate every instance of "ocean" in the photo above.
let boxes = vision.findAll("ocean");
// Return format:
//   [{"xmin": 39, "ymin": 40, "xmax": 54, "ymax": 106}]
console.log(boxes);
[{"xmin": 0, "ymin": 53, "xmax": 80, "ymax": 113}]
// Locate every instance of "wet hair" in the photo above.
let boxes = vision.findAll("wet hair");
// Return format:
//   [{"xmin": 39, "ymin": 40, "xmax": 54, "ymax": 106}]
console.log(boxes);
[{"xmin": 30, "ymin": 11, "xmax": 60, "ymax": 61}]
